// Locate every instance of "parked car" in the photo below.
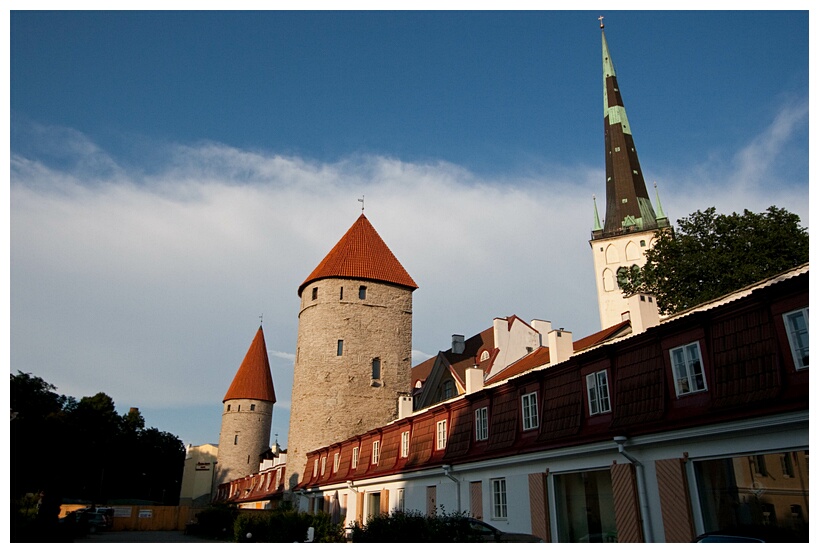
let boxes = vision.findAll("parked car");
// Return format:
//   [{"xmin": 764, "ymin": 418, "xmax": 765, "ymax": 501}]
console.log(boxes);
[
  {"xmin": 74, "ymin": 507, "xmax": 114, "ymax": 533},
  {"xmin": 463, "ymin": 518, "xmax": 544, "ymax": 543},
  {"xmin": 694, "ymin": 532, "xmax": 765, "ymax": 543},
  {"xmin": 694, "ymin": 526, "xmax": 805, "ymax": 543}
]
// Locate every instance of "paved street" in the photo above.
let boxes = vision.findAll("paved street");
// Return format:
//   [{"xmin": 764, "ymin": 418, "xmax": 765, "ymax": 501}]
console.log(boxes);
[{"xmin": 73, "ymin": 530, "xmax": 229, "ymax": 543}]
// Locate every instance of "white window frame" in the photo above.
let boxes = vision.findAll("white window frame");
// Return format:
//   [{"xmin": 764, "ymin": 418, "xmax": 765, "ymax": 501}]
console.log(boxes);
[
  {"xmin": 784, "ymin": 307, "xmax": 809, "ymax": 370},
  {"xmin": 586, "ymin": 370, "xmax": 611, "ymax": 415},
  {"xmin": 670, "ymin": 341, "xmax": 707, "ymax": 396},
  {"xmin": 475, "ymin": 406, "xmax": 488, "ymax": 441},
  {"xmin": 436, "ymin": 419, "xmax": 447, "ymax": 450},
  {"xmin": 320, "ymin": 456, "xmax": 326, "ymax": 475},
  {"xmin": 352, "ymin": 446, "xmax": 359, "ymax": 469},
  {"xmin": 312, "ymin": 458, "xmax": 318, "ymax": 477},
  {"xmin": 491, "ymin": 478, "xmax": 508, "ymax": 519},
  {"xmin": 333, "ymin": 452, "xmax": 339, "ymax": 473},
  {"xmin": 401, "ymin": 430, "xmax": 410, "ymax": 458},
  {"xmin": 521, "ymin": 391, "xmax": 539, "ymax": 431},
  {"xmin": 397, "ymin": 488, "xmax": 405, "ymax": 512},
  {"xmin": 372, "ymin": 440, "xmax": 380, "ymax": 465}
]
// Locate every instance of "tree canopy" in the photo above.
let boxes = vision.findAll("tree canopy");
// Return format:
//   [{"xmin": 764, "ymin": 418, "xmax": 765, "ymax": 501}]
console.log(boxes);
[
  {"xmin": 621, "ymin": 206, "xmax": 809, "ymax": 315},
  {"xmin": 10, "ymin": 371, "xmax": 186, "ymax": 506}
]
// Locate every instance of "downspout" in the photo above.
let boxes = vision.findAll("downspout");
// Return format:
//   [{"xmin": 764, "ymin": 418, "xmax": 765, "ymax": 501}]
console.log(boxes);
[
  {"xmin": 613, "ymin": 437, "xmax": 653, "ymax": 543},
  {"xmin": 442, "ymin": 465, "xmax": 461, "ymax": 512}
]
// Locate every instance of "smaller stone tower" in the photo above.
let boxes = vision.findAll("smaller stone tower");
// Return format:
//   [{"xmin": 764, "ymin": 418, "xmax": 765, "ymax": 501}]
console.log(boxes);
[{"xmin": 215, "ymin": 325, "xmax": 277, "ymax": 487}]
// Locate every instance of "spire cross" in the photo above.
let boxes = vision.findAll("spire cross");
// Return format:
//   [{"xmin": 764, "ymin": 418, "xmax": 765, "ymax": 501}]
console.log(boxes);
[
  {"xmin": 598, "ymin": 15, "xmax": 605, "ymax": 29},
  {"xmin": 358, "ymin": 195, "xmax": 365, "ymax": 213}
]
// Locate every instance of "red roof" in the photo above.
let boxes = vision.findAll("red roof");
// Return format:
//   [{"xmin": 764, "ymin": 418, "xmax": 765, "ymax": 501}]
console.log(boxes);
[
  {"xmin": 298, "ymin": 214, "xmax": 418, "ymax": 296},
  {"xmin": 223, "ymin": 326, "xmax": 277, "ymax": 403}
]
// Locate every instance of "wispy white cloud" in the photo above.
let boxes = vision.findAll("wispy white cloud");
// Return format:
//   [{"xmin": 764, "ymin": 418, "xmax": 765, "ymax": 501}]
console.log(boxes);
[{"xmin": 9, "ymin": 100, "xmax": 808, "ymax": 446}]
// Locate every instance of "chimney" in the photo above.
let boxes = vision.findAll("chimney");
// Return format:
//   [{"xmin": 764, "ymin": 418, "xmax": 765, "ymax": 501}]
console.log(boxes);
[
  {"xmin": 625, "ymin": 293, "xmax": 661, "ymax": 334},
  {"xmin": 530, "ymin": 320, "xmax": 552, "ymax": 346},
  {"xmin": 547, "ymin": 327, "xmax": 573, "ymax": 365},
  {"xmin": 465, "ymin": 365, "xmax": 484, "ymax": 395},
  {"xmin": 452, "ymin": 334, "xmax": 465, "ymax": 355},
  {"xmin": 397, "ymin": 393, "xmax": 413, "ymax": 419}
]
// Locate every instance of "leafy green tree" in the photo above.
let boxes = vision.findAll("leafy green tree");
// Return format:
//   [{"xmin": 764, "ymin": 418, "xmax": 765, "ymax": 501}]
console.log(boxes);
[
  {"xmin": 622, "ymin": 206, "xmax": 808, "ymax": 314},
  {"xmin": 10, "ymin": 371, "xmax": 186, "ymax": 511}
]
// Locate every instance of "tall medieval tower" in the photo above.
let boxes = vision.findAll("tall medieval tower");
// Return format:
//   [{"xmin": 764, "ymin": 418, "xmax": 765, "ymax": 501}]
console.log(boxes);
[
  {"xmin": 285, "ymin": 213, "xmax": 417, "ymax": 492},
  {"xmin": 215, "ymin": 325, "xmax": 277, "ymax": 487},
  {"xmin": 590, "ymin": 21, "xmax": 669, "ymax": 330}
]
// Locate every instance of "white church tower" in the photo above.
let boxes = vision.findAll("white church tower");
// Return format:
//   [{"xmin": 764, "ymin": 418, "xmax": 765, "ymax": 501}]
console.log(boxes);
[{"xmin": 590, "ymin": 20, "xmax": 669, "ymax": 330}]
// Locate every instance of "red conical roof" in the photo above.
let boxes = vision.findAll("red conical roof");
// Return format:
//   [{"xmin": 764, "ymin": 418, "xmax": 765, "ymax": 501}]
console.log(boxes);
[
  {"xmin": 223, "ymin": 326, "xmax": 276, "ymax": 403},
  {"xmin": 298, "ymin": 214, "xmax": 418, "ymax": 296}
]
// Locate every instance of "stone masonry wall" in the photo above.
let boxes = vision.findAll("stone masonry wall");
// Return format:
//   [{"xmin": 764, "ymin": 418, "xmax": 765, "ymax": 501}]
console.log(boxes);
[
  {"xmin": 285, "ymin": 277, "xmax": 413, "ymax": 492},
  {"xmin": 216, "ymin": 398, "xmax": 274, "ymax": 487}
]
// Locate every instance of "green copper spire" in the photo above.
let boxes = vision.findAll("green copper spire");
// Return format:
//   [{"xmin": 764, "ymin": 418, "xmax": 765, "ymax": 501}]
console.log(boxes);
[
  {"xmin": 653, "ymin": 181, "xmax": 668, "ymax": 225},
  {"xmin": 592, "ymin": 195, "xmax": 603, "ymax": 232},
  {"xmin": 600, "ymin": 20, "xmax": 659, "ymax": 237}
]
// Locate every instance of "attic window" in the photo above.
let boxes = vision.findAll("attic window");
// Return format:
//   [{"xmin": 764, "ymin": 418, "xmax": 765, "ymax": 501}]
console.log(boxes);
[{"xmin": 479, "ymin": 351, "xmax": 490, "ymax": 362}]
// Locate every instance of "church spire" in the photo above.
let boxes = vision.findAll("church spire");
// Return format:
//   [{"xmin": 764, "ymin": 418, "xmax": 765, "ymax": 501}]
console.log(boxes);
[{"xmin": 599, "ymin": 24, "xmax": 661, "ymax": 238}]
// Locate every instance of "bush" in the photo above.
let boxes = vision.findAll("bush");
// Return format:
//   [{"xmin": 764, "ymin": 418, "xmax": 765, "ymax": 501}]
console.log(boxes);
[
  {"xmin": 191, "ymin": 503, "xmax": 238, "ymax": 540},
  {"xmin": 234, "ymin": 508, "xmax": 345, "ymax": 543},
  {"xmin": 350, "ymin": 509, "xmax": 482, "ymax": 542}
]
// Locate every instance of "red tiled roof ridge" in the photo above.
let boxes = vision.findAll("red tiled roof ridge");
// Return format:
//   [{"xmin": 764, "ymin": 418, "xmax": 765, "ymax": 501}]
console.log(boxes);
[
  {"xmin": 223, "ymin": 326, "xmax": 277, "ymax": 403},
  {"xmin": 572, "ymin": 320, "xmax": 632, "ymax": 352},
  {"xmin": 298, "ymin": 214, "xmax": 418, "ymax": 296}
]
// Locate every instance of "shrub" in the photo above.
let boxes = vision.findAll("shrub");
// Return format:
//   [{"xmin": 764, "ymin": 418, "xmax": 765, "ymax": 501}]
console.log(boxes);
[
  {"xmin": 192, "ymin": 503, "xmax": 238, "ymax": 540},
  {"xmin": 234, "ymin": 508, "xmax": 345, "ymax": 543},
  {"xmin": 350, "ymin": 509, "xmax": 482, "ymax": 542}
]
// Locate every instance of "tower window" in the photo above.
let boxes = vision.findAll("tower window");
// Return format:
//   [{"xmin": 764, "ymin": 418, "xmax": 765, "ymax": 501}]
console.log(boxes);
[
  {"xmin": 339, "ymin": 287, "xmax": 344, "ymax": 300},
  {"xmin": 234, "ymin": 435, "xmax": 238, "ymax": 445},
  {"xmin": 359, "ymin": 285, "xmax": 367, "ymax": 300},
  {"xmin": 227, "ymin": 404, "xmax": 231, "ymax": 412},
  {"xmin": 372, "ymin": 357, "xmax": 381, "ymax": 380},
  {"xmin": 337, "ymin": 340, "xmax": 344, "ymax": 356},
  {"xmin": 250, "ymin": 404, "xmax": 255, "ymax": 411},
  {"xmin": 312, "ymin": 287, "xmax": 318, "ymax": 300}
]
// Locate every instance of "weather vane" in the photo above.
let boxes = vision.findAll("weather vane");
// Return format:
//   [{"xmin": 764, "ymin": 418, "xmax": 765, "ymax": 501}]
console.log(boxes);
[
  {"xmin": 598, "ymin": 15, "xmax": 605, "ymax": 29},
  {"xmin": 358, "ymin": 195, "xmax": 365, "ymax": 213},
  {"xmin": 259, "ymin": 313, "xmax": 263, "ymax": 326}
]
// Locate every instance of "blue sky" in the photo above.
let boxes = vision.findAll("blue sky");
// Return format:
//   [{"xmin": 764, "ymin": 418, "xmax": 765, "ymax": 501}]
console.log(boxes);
[{"xmin": 7, "ymin": 8, "xmax": 810, "ymax": 449}]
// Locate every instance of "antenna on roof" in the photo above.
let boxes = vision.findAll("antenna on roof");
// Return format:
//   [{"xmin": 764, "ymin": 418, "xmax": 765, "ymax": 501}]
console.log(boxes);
[{"xmin": 358, "ymin": 195, "xmax": 365, "ymax": 213}]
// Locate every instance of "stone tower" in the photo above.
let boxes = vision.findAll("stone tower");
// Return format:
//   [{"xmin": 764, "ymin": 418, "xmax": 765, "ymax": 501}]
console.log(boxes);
[
  {"xmin": 285, "ymin": 213, "xmax": 417, "ymax": 492},
  {"xmin": 215, "ymin": 325, "xmax": 277, "ymax": 487},
  {"xmin": 590, "ymin": 21, "xmax": 669, "ymax": 329}
]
